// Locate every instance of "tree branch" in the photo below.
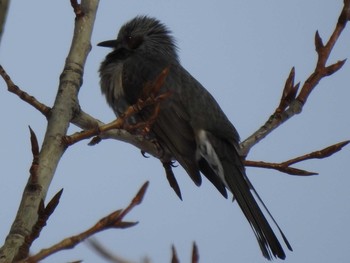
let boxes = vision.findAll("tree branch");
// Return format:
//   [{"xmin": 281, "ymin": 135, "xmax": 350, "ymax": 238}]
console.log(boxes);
[
  {"xmin": 0, "ymin": 65, "xmax": 163, "ymax": 159},
  {"xmin": 22, "ymin": 182, "xmax": 148, "ymax": 263},
  {"xmin": 0, "ymin": 1, "xmax": 100, "ymax": 262},
  {"xmin": 240, "ymin": 1, "xmax": 350, "ymax": 156},
  {"xmin": 245, "ymin": 140, "xmax": 350, "ymax": 176},
  {"xmin": 0, "ymin": 65, "xmax": 51, "ymax": 117}
]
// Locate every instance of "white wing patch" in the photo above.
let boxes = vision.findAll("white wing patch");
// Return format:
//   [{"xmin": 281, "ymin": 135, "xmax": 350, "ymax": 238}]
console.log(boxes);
[{"xmin": 196, "ymin": 129, "xmax": 228, "ymax": 188}]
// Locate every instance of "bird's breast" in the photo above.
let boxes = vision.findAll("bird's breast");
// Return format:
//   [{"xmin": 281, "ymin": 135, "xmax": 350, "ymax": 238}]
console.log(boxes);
[{"xmin": 100, "ymin": 62, "xmax": 127, "ymax": 116}]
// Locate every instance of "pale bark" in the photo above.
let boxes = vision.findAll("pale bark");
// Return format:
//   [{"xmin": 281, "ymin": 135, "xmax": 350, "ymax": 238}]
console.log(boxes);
[{"xmin": 0, "ymin": 1, "xmax": 100, "ymax": 261}]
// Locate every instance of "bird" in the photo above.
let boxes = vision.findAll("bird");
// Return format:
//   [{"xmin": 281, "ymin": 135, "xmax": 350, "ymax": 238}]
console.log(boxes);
[{"xmin": 98, "ymin": 15, "xmax": 292, "ymax": 260}]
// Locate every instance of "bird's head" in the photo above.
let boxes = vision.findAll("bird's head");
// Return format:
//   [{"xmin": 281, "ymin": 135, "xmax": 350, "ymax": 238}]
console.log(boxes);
[{"xmin": 98, "ymin": 16, "xmax": 178, "ymax": 61}]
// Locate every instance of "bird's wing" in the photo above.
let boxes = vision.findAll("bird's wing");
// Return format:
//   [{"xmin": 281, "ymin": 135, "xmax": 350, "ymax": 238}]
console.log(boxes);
[
  {"xmin": 151, "ymin": 100, "xmax": 202, "ymax": 186},
  {"xmin": 157, "ymin": 69, "xmax": 229, "ymax": 196},
  {"xmin": 122, "ymin": 56, "xmax": 202, "ymax": 186},
  {"xmin": 172, "ymin": 65, "xmax": 241, "ymax": 144}
]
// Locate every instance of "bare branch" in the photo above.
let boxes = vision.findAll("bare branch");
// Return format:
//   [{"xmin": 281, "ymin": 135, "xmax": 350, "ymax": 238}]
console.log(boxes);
[
  {"xmin": 281, "ymin": 140, "xmax": 350, "ymax": 166},
  {"xmin": 241, "ymin": 1, "xmax": 350, "ymax": 156},
  {"xmin": 245, "ymin": 140, "xmax": 350, "ymax": 176},
  {"xmin": 0, "ymin": 65, "xmax": 51, "ymax": 117},
  {"xmin": 63, "ymin": 89, "xmax": 171, "ymax": 147},
  {"xmin": 0, "ymin": 1, "xmax": 100, "ymax": 262},
  {"xmin": 22, "ymin": 182, "xmax": 148, "ymax": 263},
  {"xmin": 245, "ymin": 160, "xmax": 317, "ymax": 176}
]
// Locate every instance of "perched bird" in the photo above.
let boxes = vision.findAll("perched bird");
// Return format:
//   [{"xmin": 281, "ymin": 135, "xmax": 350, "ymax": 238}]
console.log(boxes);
[{"xmin": 98, "ymin": 16, "xmax": 292, "ymax": 260}]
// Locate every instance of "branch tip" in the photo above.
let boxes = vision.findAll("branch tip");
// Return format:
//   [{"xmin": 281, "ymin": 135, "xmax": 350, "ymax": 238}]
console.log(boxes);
[
  {"xmin": 171, "ymin": 245, "xmax": 179, "ymax": 263},
  {"xmin": 28, "ymin": 126, "xmax": 40, "ymax": 157},
  {"xmin": 115, "ymin": 221, "xmax": 138, "ymax": 229},
  {"xmin": 339, "ymin": 0, "xmax": 350, "ymax": 23},
  {"xmin": 277, "ymin": 67, "xmax": 299, "ymax": 112},
  {"xmin": 192, "ymin": 242, "xmax": 199, "ymax": 263},
  {"xmin": 325, "ymin": 59, "xmax": 347, "ymax": 76},
  {"xmin": 45, "ymin": 189, "xmax": 64, "ymax": 217},
  {"xmin": 315, "ymin": 30, "xmax": 324, "ymax": 52},
  {"xmin": 317, "ymin": 140, "xmax": 350, "ymax": 158},
  {"xmin": 132, "ymin": 181, "xmax": 149, "ymax": 205}
]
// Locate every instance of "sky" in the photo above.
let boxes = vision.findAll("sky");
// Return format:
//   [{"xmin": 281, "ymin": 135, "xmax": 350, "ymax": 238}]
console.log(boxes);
[{"xmin": 1, "ymin": 1, "xmax": 350, "ymax": 263}]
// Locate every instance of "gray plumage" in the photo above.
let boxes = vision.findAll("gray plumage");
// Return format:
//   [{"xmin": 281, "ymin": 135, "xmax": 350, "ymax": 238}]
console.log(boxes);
[{"xmin": 98, "ymin": 15, "xmax": 292, "ymax": 260}]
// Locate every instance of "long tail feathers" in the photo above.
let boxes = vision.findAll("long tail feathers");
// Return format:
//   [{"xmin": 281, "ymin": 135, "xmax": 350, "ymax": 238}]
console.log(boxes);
[
  {"xmin": 199, "ymin": 130, "xmax": 292, "ymax": 260},
  {"xmin": 226, "ymin": 170, "xmax": 290, "ymax": 259},
  {"xmin": 246, "ymin": 178, "xmax": 293, "ymax": 252}
]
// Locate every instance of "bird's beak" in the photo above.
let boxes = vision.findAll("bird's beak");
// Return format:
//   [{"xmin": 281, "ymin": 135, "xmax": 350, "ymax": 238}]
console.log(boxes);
[{"xmin": 97, "ymin": 39, "xmax": 118, "ymax": 48}]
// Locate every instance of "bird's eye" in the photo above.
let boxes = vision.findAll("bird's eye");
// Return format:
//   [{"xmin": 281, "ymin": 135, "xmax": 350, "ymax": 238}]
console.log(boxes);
[{"xmin": 125, "ymin": 35, "xmax": 143, "ymax": 49}]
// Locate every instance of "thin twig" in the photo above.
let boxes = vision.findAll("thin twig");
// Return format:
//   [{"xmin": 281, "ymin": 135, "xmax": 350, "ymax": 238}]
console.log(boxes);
[
  {"xmin": 241, "ymin": 1, "xmax": 350, "ymax": 156},
  {"xmin": 245, "ymin": 160, "xmax": 317, "ymax": 176},
  {"xmin": 63, "ymin": 91, "xmax": 171, "ymax": 147},
  {"xmin": 22, "ymin": 182, "xmax": 149, "ymax": 263},
  {"xmin": 245, "ymin": 140, "xmax": 350, "ymax": 176},
  {"xmin": 0, "ymin": 65, "xmax": 51, "ymax": 117},
  {"xmin": 281, "ymin": 140, "xmax": 350, "ymax": 166}
]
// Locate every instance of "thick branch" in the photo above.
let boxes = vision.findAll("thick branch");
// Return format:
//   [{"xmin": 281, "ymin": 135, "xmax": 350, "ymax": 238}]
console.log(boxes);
[{"xmin": 0, "ymin": 1, "xmax": 100, "ymax": 262}]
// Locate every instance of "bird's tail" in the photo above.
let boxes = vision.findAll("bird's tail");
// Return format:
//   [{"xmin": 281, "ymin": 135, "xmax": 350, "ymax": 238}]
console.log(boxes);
[
  {"xmin": 198, "ymin": 130, "xmax": 292, "ymax": 260},
  {"xmin": 226, "ymin": 167, "xmax": 293, "ymax": 260}
]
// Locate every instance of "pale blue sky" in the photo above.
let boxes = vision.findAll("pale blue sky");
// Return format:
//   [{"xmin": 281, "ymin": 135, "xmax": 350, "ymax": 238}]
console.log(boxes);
[{"xmin": 1, "ymin": 1, "xmax": 350, "ymax": 262}]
